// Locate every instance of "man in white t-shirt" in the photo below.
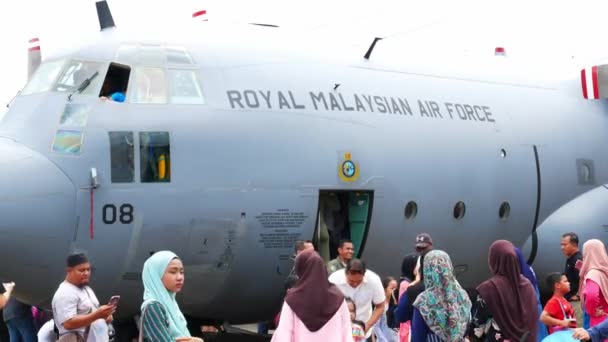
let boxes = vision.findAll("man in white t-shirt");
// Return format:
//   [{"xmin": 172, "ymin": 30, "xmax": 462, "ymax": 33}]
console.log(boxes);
[
  {"xmin": 328, "ymin": 258, "xmax": 385, "ymax": 341},
  {"xmin": 52, "ymin": 253, "xmax": 116, "ymax": 342},
  {"xmin": 37, "ymin": 320, "xmax": 56, "ymax": 342}
]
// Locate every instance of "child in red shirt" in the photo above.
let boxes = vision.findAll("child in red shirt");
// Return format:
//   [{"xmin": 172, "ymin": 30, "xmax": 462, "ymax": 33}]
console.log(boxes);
[{"xmin": 540, "ymin": 272, "xmax": 577, "ymax": 334}]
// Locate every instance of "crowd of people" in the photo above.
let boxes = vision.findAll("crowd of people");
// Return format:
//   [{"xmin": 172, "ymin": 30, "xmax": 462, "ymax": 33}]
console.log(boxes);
[
  {"xmin": 271, "ymin": 232, "xmax": 608, "ymax": 342},
  {"xmin": 2, "ymin": 231, "xmax": 608, "ymax": 341}
]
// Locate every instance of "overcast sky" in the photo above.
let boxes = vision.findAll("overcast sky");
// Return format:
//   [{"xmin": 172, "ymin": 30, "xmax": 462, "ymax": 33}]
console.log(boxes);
[{"xmin": 1, "ymin": 0, "xmax": 607, "ymax": 112}]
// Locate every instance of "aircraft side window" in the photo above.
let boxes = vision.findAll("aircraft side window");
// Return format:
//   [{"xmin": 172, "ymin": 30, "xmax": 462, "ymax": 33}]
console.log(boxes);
[
  {"xmin": 139, "ymin": 132, "xmax": 170, "ymax": 183},
  {"xmin": 21, "ymin": 59, "xmax": 65, "ymax": 95},
  {"xmin": 132, "ymin": 68, "xmax": 168, "ymax": 104},
  {"xmin": 100, "ymin": 63, "xmax": 131, "ymax": 102},
  {"xmin": 59, "ymin": 104, "xmax": 90, "ymax": 127},
  {"xmin": 168, "ymin": 69, "xmax": 204, "ymax": 104},
  {"xmin": 52, "ymin": 129, "xmax": 84, "ymax": 155},
  {"xmin": 109, "ymin": 132, "xmax": 135, "ymax": 183},
  {"xmin": 55, "ymin": 60, "xmax": 106, "ymax": 95}
]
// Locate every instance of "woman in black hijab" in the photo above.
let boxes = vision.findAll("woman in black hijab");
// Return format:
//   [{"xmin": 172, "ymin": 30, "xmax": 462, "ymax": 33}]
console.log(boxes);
[
  {"xmin": 394, "ymin": 251, "xmax": 428, "ymax": 324},
  {"xmin": 271, "ymin": 249, "xmax": 352, "ymax": 341}
]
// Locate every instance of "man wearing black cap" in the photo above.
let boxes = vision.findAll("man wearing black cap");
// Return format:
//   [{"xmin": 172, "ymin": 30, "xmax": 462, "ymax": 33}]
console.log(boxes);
[
  {"xmin": 415, "ymin": 233, "xmax": 433, "ymax": 254},
  {"xmin": 400, "ymin": 233, "xmax": 433, "ymax": 279},
  {"xmin": 52, "ymin": 253, "xmax": 115, "ymax": 342}
]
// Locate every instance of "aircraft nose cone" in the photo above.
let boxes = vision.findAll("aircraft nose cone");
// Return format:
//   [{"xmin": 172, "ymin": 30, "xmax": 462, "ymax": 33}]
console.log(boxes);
[{"xmin": 0, "ymin": 138, "xmax": 76, "ymax": 304}]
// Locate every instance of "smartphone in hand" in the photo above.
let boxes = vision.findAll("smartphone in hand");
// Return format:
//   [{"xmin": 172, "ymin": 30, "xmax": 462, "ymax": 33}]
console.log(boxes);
[{"xmin": 108, "ymin": 295, "xmax": 120, "ymax": 306}]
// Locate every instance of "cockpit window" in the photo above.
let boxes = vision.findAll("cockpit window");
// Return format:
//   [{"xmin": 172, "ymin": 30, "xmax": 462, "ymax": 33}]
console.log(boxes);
[
  {"xmin": 168, "ymin": 69, "xmax": 204, "ymax": 104},
  {"xmin": 54, "ymin": 60, "xmax": 106, "ymax": 95},
  {"xmin": 113, "ymin": 43, "xmax": 203, "ymax": 105},
  {"xmin": 99, "ymin": 63, "xmax": 130, "ymax": 101},
  {"xmin": 140, "ymin": 44, "xmax": 165, "ymax": 66},
  {"xmin": 166, "ymin": 47, "xmax": 194, "ymax": 65},
  {"xmin": 22, "ymin": 59, "xmax": 107, "ymax": 96},
  {"xmin": 132, "ymin": 68, "xmax": 168, "ymax": 104},
  {"xmin": 115, "ymin": 44, "xmax": 138, "ymax": 65},
  {"xmin": 21, "ymin": 59, "xmax": 65, "ymax": 95}
]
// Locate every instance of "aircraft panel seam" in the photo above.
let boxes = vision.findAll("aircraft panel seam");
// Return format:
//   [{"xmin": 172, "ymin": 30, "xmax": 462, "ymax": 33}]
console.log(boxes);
[{"xmin": 350, "ymin": 66, "xmax": 558, "ymax": 90}]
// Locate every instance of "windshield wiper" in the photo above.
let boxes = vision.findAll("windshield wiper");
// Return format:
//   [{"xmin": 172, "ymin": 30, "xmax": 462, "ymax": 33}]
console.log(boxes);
[{"xmin": 67, "ymin": 71, "xmax": 99, "ymax": 101}]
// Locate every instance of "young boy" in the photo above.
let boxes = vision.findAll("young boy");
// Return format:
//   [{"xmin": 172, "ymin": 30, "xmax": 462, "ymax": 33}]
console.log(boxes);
[{"xmin": 540, "ymin": 272, "xmax": 577, "ymax": 334}]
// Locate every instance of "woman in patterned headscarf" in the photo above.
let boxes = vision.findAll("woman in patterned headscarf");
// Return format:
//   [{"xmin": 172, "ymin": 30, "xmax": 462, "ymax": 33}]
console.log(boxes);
[{"xmin": 412, "ymin": 250, "xmax": 471, "ymax": 342}]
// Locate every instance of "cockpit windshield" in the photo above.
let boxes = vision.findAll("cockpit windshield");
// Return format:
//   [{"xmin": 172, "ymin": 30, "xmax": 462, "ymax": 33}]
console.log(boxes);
[
  {"xmin": 22, "ymin": 59, "xmax": 106, "ymax": 96},
  {"xmin": 54, "ymin": 60, "xmax": 106, "ymax": 95},
  {"xmin": 21, "ymin": 59, "xmax": 65, "ymax": 95}
]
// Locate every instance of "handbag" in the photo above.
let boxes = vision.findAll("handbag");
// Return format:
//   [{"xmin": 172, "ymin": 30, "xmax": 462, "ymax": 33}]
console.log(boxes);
[
  {"xmin": 57, "ymin": 331, "xmax": 88, "ymax": 342},
  {"xmin": 137, "ymin": 300, "xmax": 153, "ymax": 342},
  {"xmin": 549, "ymin": 299, "xmax": 575, "ymax": 333},
  {"xmin": 55, "ymin": 287, "xmax": 103, "ymax": 342},
  {"xmin": 541, "ymin": 330, "xmax": 578, "ymax": 342}
]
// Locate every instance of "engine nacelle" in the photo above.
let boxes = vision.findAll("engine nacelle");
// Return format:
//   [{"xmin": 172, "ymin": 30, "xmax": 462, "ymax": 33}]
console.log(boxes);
[{"xmin": 522, "ymin": 184, "xmax": 608, "ymax": 292}]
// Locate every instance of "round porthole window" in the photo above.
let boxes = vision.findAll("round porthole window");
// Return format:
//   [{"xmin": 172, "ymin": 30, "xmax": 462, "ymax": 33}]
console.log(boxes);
[
  {"xmin": 453, "ymin": 201, "xmax": 466, "ymax": 220},
  {"xmin": 499, "ymin": 202, "xmax": 511, "ymax": 221},
  {"xmin": 404, "ymin": 201, "xmax": 418, "ymax": 220},
  {"xmin": 500, "ymin": 149, "xmax": 507, "ymax": 158}
]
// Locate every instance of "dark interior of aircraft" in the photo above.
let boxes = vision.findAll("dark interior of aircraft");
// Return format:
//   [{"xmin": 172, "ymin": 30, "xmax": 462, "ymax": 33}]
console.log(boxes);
[
  {"xmin": 139, "ymin": 132, "xmax": 171, "ymax": 183},
  {"xmin": 314, "ymin": 191, "xmax": 373, "ymax": 261},
  {"xmin": 99, "ymin": 62, "xmax": 131, "ymax": 98}
]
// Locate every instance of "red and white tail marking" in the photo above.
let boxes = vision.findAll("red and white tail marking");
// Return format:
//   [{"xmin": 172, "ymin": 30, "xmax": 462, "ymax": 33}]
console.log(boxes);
[
  {"xmin": 581, "ymin": 66, "xmax": 599, "ymax": 99},
  {"xmin": 192, "ymin": 9, "xmax": 208, "ymax": 21},
  {"xmin": 28, "ymin": 37, "xmax": 40, "ymax": 51}
]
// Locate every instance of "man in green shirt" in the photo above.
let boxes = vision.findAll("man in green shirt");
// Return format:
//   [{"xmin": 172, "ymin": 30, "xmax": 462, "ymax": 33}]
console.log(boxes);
[{"xmin": 327, "ymin": 239, "xmax": 355, "ymax": 274}]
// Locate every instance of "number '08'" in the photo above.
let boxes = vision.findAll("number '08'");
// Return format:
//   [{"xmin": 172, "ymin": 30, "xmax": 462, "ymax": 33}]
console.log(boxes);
[{"xmin": 102, "ymin": 204, "xmax": 134, "ymax": 224}]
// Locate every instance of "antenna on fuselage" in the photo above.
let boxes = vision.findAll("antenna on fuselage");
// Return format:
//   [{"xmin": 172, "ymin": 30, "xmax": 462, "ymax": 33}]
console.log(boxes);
[
  {"xmin": 27, "ymin": 38, "xmax": 41, "ymax": 81},
  {"xmin": 249, "ymin": 23, "xmax": 279, "ymax": 28},
  {"xmin": 96, "ymin": 1, "xmax": 115, "ymax": 31},
  {"xmin": 363, "ymin": 37, "xmax": 383, "ymax": 60}
]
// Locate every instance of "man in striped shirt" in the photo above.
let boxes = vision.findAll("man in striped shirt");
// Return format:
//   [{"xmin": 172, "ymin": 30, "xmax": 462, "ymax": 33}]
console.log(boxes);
[{"xmin": 140, "ymin": 251, "xmax": 203, "ymax": 342}]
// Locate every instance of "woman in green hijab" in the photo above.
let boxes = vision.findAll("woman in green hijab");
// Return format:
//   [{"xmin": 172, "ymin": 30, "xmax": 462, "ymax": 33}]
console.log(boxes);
[{"xmin": 140, "ymin": 251, "xmax": 203, "ymax": 342}]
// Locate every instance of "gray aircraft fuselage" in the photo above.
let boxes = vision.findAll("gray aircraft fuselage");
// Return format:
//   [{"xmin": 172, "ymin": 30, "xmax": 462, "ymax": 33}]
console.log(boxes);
[{"xmin": 0, "ymin": 25, "xmax": 606, "ymax": 323}]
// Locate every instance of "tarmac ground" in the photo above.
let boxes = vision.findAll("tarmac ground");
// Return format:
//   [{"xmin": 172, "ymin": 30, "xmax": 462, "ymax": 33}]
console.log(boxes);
[
  {"xmin": 200, "ymin": 324, "xmax": 271, "ymax": 342},
  {"xmin": 201, "ymin": 333, "xmax": 270, "ymax": 342},
  {"xmin": 0, "ymin": 316, "xmax": 271, "ymax": 342}
]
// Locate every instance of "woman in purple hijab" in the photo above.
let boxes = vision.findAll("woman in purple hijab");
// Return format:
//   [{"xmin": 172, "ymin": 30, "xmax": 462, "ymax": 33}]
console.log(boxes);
[{"xmin": 515, "ymin": 247, "xmax": 549, "ymax": 341}]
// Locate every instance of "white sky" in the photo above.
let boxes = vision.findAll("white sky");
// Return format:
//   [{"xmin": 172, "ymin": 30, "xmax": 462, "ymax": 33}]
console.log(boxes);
[{"xmin": 1, "ymin": 0, "xmax": 608, "ymax": 112}]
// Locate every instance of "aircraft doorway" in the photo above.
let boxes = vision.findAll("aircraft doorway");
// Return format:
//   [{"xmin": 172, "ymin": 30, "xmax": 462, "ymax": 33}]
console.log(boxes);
[{"xmin": 314, "ymin": 190, "xmax": 374, "ymax": 263}]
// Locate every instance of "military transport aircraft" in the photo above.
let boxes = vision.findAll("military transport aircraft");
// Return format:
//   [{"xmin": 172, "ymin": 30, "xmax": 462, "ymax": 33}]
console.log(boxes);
[{"xmin": 0, "ymin": 0, "xmax": 607, "ymax": 333}]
